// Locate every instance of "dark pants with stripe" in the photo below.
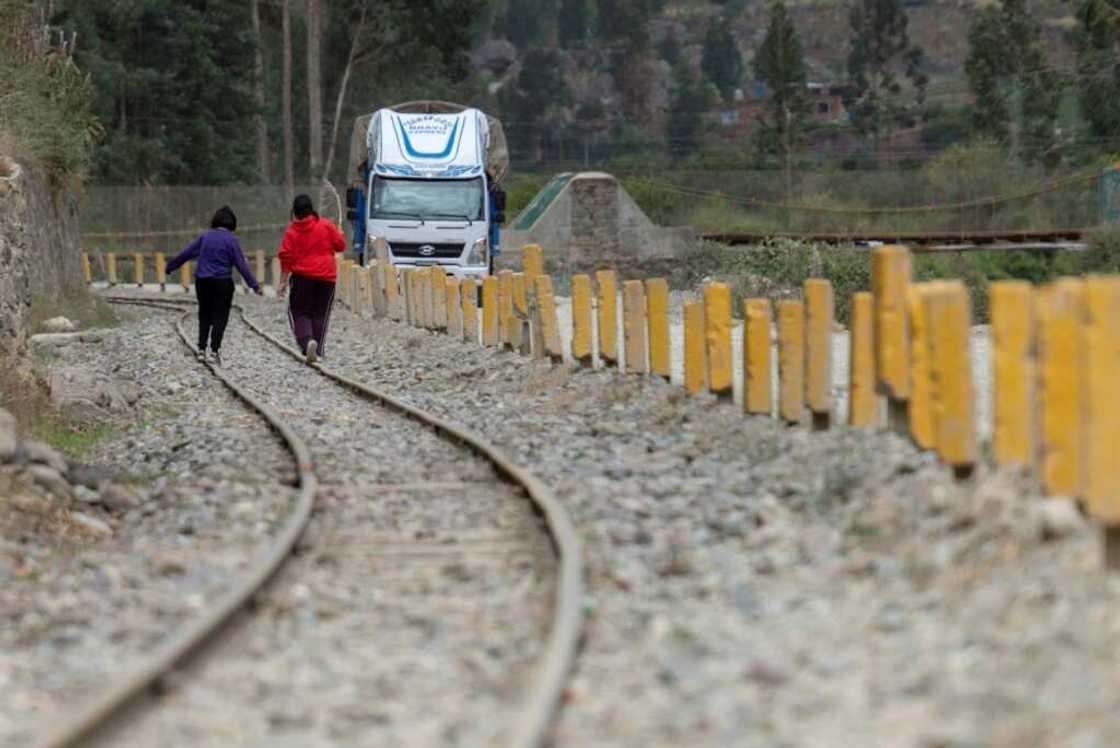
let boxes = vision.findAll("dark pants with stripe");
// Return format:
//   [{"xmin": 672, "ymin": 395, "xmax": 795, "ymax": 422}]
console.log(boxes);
[
  {"xmin": 288, "ymin": 274, "xmax": 336, "ymax": 356},
  {"xmin": 195, "ymin": 277, "xmax": 235, "ymax": 352}
]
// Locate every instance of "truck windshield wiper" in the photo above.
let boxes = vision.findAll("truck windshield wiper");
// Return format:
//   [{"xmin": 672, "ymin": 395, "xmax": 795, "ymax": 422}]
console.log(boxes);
[
  {"xmin": 375, "ymin": 211, "xmax": 425, "ymax": 224},
  {"xmin": 426, "ymin": 213, "xmax": 474, "ymax": 225}
]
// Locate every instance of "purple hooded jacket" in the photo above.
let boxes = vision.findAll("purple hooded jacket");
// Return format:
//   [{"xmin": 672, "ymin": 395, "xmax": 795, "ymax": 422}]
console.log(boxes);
[{"xmin": 166, "ymin": 228, "xmax": 260, "ymax": 291}]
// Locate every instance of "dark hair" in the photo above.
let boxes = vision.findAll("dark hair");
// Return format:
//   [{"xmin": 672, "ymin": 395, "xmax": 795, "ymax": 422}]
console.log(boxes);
[
  {"xmin": 292, "ymin": 194, "xmax": 317, "ymax": 220},
  {"xmin": 211, "ymin": 205, "xmax": 237, "ymax": 232}
]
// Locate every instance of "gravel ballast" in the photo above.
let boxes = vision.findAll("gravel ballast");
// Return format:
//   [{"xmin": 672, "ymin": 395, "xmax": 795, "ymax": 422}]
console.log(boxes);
[{"xmin": 242, "ymin": 294, "xmax": 1120, "ymax": 747}]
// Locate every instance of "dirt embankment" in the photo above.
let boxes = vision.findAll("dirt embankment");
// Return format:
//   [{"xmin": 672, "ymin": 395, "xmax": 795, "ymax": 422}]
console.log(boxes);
[{"xmin": 0, "ymin": 155, "xmax": 92, "ymax": 365}]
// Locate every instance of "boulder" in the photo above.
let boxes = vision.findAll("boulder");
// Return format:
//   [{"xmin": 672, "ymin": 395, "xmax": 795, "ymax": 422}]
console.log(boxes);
[
  {"xmin": 22, "ymin": 440, "xmax": 69, "ymax": 474},
  {"xmin": 42, "ymin": 316, "xmax": 76, "ymax": 333}
]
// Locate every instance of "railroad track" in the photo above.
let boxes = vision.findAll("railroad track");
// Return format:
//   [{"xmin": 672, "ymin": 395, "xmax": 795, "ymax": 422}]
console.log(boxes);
[
  {"xmin": 36, "ymin": 294, "xmax": 582, "ymax": 748},
  {"xmin": 702, "ymin": 227, "xmax": 1090, "ymax": 251}
]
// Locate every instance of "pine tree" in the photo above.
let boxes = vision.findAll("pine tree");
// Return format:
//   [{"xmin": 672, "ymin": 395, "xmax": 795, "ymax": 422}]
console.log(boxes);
[
  {"xmin": 964, "ymin": 0, "xmax": 1059, "ymax": 163},
  {"xmin": 753, "ymin": 0, "xmax": 809, "ymax": 197},
  {"xmin": 598, "ymin": 0, "xmax": 665, "ymax": 125},
  {"xmin": 559, "ymin": 0, "xmax": 589, "ymax": 48},
  {"xmin": 1073, "ymin": 0, "xmax": 1120, "ymax": 142},
  {"xmin": 667, "ymin": 62, "xmax": 714, "ymax": 159},
  {"xmin": 843, "ymin": 0, "xmax": 928, "ymax": 158},
  {"xmin": 700, "ymin": 16, "xmax": 745, "ymax": 103},
  {"xmin": 498, "ymin": 47, "xmax": 571, "ymax": 162}
]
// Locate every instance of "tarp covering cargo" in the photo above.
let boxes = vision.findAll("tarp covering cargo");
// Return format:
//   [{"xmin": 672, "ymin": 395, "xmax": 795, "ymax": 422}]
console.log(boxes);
[{"xmin": 347, "ymin": 100, "xmax": 509, "ymax": 185}]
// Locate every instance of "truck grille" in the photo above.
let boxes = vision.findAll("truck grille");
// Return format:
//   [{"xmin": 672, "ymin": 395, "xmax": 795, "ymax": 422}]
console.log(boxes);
[{"xmin": 389, "ymin": 242, "xmax": 464, "ymax": 259}]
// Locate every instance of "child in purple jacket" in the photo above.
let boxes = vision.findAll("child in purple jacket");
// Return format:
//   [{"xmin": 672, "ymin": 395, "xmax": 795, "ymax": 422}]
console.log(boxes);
[{"xmin": 166, "ymin": 206, "xmax": 261, "ymax": 365}]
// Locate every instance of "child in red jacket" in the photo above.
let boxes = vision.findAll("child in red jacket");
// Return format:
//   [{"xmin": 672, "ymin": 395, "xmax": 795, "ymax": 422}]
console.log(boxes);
[{"xmin": 277, "ymin": 194, "xmax": 346, "ymax": 363}]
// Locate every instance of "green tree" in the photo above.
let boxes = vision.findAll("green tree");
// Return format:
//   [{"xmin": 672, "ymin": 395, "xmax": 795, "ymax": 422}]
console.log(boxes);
[
  {"xmin": 598, "ymin": 0, "xmax": 665, "ymax": 126},
  {"xmin": 964, "ymin": 0, "xmax": 1059, "ymax": 164},
  {"xmin": 559, "ymin": 0, "xmax": 590, "ymax": 48},
  {"xmin": 701, "ymin": 16, "xmax": 745, "ymax": 103},
  {"xmin": 667, "ymin": 63, "xmax": 714, "ymax": 159},
  {"xmin": 753, "ymin": 0, "xmax": 809, "ymax": 197},
  {"xmin": 1073, "ymin": 0, "xmax": 1120, "ymax": 142},
  {"xmin": 499, "ymin": 47, "xmax": 571, "ymax": 162},
  {"xmin": 842, "ymin": 0, "xmax": 928, "ymax": 158}
]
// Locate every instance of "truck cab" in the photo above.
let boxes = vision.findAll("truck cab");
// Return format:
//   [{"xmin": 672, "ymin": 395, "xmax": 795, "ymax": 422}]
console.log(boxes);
[{"xmin": 347, "ymin": 103, "xmax": 507, "ymax": 279}]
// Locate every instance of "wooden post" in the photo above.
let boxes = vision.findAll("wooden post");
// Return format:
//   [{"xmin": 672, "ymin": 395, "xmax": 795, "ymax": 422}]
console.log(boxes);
[
  {"xmin": 704, "ymin": 282, "xmax": 733, "ymax": 399},
  {"xmin": 180, "ymin": 261, "xmax": 191, "ymax": 292},
  {"xmin": 596, "ymin": 269, "xmax": 619, "ymax": 367},
  {"xmin": 778, "ymin": 300, "xmax": 805, "ymax": 424},
  {"xmin": 133, "ymin": 252, "xmax": 144, "ymax": 286},
  {"xmin": 804, "ymin": 279, "xmax": 834, "ymax": 430},
  {"xmin": 683, "ymin": 300, "xmax": 706, "ymax": 395},
  {"xmin": 155, "ymin": 252, "xmax": 167, "ymax": 291},
  {"xmin": 743, "ymin": 298, "xmax": 773, "ymax": 417},
  {"xmin": 107, "ymin": 253, "xmax": 118, "ymax": 286},
  {"xmin": 848, "ymin": 292, "xmax": 877, "ymax": 428}
]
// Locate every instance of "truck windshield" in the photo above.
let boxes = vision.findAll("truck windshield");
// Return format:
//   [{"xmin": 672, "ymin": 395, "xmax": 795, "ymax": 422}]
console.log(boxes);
[{"xmin": 371, "ymin": 177, "xmax": 484, "ymax": 221}]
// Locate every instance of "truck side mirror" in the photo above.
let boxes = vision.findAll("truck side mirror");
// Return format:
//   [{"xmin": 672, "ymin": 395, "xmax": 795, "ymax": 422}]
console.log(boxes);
[{"xmin": 345, "ymin": 187, "xmax": 359, "ymax": 210}]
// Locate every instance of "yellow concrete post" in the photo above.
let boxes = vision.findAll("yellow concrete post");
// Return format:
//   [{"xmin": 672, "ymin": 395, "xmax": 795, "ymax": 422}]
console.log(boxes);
[
  {"xmin": 482, "ymin": 275, "xmax": 499, "ymax": 346},
  {"xmin": 272, "ymin": 257, "xmax": 282, "ymax": 292},
  {"xmin": 420, "ymin": 268, "xmax": 434, "ymax": 328},
  {"xmin": 446, "ymin": 276, "xmax": 462, "ymax": 338},
  {"xmin": 1082, "ymin": 276, "xmax": 1120, "ymax": 520},
  {"xmin": 510, "ymin": 272, "xmax": 528, "ymax": 352},
  {"xmin": 596, "ymin": 269, "xmax": 619, "ymax": 367},
  {"xmin": 1038, "ymin": 279, "xmax": 1084, "ymax": 496},
  {"xmin": 462, "ymin": 277, "xmax": 479, "ymax": 343},
  {"xmin": 646, "ymin": 278, "xmax": 670, "ymax": 379},
  {"xmin": 743, "ymin": 298, "xmax": 773, "ymax": 416},
  {"xmin": 990, "ymin": 281, "xmax": 1036, "ymax": 468},
  {"xmin": 924, "ymin": 281, "xmax": 978, "ymax": 475},
  {"xmin": 81, "ymin": 252, "xmax": 93, "ymax": 284},
  {"xmin": 872, "ymin": 245, "xmax": 911, "ymax": 430},
  {"xmin": 571, "ymin": 274, "xmax": 594, "ymax": 367},
  {"xmin": 522, "ymin": 243, "xmax": 544, "ymax": 282},
  {"xmin": 180, "ymin": 262, "xmax": 191, "ymax": 291},
  {"xmin": 848, "ymin": 292, "xmax": 877, "ymax": 428},
  {"xmin": 133, "ymin": 252, "xmax": 144, "ymax": 286},
  {"xmin": 404, "ymin": 270, "xmax": 416, "ymax": 325},
  {"xmin": 255, "ymin": 251, "xmax": 266, "ymax": 289},
  {"xmin": 907, "ymin": 283, "xmax": 937, "ymax": 451},
  {"xmin": 535, "ymin": 274, "xmax": 564, "ymax": 362},
  {"xmin": 683, "ymin": 300, "xmax": 706, "ymax": 395},
  {"xmin": 498, "ymin": 269, "xmax": 514, "ymax": 347},
  {"xmin": 778, "ymin": 300, "xmax": 805, "ymax": 424},
  {"xmin": 385, "ymin": 263, "xmax": 399, "ymax": 320},
  {"xmin": 431, "ymin": 266, "xmax": 448, "ymax": 330},
  {"xmin": 623, "ymin": 280, "xmax": 648, "ymax": 374},
  {"xmin": 155, "ymin": 252, "xmax": 166, "ymax": 290},
  {"xmin": 704, "ymin": 282, "xmax": 733, "ymax": 399},
  {"xmin": 804, "ymin": 278, "xmax": 834, "ymax": 428},
  {"xmin": 107, "ymin": 253, "xmax": 118, "ymax": 285}
]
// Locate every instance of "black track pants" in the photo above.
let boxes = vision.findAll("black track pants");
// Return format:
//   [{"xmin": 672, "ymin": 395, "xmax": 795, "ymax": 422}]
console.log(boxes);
[
  {"xmin": 195, "ymin": 277, "xmax": 235, "ymax": 352},
  {"xmin": 287, "ymin": 274, "xmax": 336, "ymax": 356}
]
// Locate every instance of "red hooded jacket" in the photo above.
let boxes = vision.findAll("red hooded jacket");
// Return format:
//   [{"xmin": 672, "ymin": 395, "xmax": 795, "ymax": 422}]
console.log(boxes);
[{"xmin": 278, "ymin": 215, "xmax": 347, "ymax": 282}]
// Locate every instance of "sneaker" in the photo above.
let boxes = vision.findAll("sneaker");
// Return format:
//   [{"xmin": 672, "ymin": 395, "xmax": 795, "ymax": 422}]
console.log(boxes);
[
  {"xmin": 196, "ymin": 348, "xmax": 206, "ymax": 362},
  {"xmin": 210, "ymin": 350, "xmax": 223, "ymax": 367},
  {"xmin": 305, "ymin": 340, "xmax": 318, "ymax": 365}
]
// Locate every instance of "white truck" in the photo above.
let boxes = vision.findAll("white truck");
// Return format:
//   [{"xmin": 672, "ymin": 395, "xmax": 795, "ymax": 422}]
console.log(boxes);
[{"xmin": 346, "ymin": 101, "xmax": 508, "ymax": 278}]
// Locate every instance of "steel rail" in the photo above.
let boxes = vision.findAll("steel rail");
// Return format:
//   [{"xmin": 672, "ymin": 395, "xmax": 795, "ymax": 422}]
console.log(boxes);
[
  {"xmin": 34, "ymin": 298, "xmax": 318, "ymax": 748},
  {"xmin": 42, "ymin": 293, "xmax": 583, "ymax": 748}
]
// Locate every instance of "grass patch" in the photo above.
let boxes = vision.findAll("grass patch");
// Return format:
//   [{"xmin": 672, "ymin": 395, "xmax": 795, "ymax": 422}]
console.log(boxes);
[{"xmin": 35, "ymin": 418, "xmax": 112, "ymax": 458}]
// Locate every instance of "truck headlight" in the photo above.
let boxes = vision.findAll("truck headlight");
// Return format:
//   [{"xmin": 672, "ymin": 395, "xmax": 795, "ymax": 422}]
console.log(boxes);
[{"xmin": 466, "ymin": 237, "xmax": 488, "ymax": 266}]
